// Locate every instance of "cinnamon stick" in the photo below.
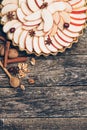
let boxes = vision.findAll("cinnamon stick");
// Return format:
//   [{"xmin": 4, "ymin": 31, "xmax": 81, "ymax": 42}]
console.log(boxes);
[
  {"xmin": 7, "ymin": 57, "xmax": 27, "ymax": 64},
  {"xmin": 4, "ymin": 41, "xmax": 10, "ymax": 67}
]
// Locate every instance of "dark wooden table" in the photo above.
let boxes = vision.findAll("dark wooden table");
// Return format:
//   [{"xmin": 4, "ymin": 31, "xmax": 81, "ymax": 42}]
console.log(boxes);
[{"xmin": 0, "ymin": 24, "xmax": 87, "ymax": 130}]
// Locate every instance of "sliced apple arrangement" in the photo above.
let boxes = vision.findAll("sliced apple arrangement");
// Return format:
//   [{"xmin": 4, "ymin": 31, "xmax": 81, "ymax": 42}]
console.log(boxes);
[{"xmin": 1, "ymin": 0, "xmax": 87, "ymax": 55}]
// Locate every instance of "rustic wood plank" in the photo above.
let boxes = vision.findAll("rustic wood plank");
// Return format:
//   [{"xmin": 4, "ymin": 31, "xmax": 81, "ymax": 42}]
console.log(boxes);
[
  {"xmin": 0, "ymin": 118, "xmax": 87, "ymax": 130},
  {"xmin": 0, "ymin": 86, "xmax": 87, "ymax": 118},
  {"xmin": 0, "ymin": 55, "xmax": 87, "ymax": 87},
  {"xmin": 0, "ymin": 25, "xmax": 87, "ymax": 55}
]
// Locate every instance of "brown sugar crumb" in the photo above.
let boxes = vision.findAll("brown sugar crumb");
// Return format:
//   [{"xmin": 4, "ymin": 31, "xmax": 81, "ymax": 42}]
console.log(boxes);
[
  {"xmin": 28, "ymin": 78, "xmax": 35, "ymax": 84},
  {"xmin": 30, "ymin": 58, "xmax": 36, "ymax": 66}
]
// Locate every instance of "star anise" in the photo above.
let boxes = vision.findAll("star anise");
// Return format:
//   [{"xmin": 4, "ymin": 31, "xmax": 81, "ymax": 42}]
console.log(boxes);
[
  {"xmin": 45, "ymin": 36, "xmax": 52, "ymax": 45},
  {"xmin": 40, "ymin": 2, "xmax": 48, "ymax": 9},
  {"xmin": 7, "ymin": 12, "xmax": 15, "ymax": 20},
  {"xmin": 29, "ymin": 30, "xmax": 35, "ymax": 37}
]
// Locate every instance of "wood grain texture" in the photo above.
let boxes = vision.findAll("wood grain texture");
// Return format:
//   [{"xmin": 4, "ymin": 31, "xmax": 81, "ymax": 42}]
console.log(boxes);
[
  {"xmin": 0, "ymin": 118, "xmax": 87, "ymax": 130},
  {"xmin": 0, "ymin": 55, "xmax": 87, "ymax": 87},
  {"xmin": 0, "ymin": 86, "xmax": 87, "ymax": 118}
]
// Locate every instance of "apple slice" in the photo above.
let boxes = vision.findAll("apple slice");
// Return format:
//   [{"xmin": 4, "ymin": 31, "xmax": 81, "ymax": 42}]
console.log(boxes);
[
  {"xmin": 39, "ymin": 37, "xmax": 50, "ymax": 54},
  {"xmin": 58, "ymin": 17, "xmax": 64, "ymax": 31},
  {"xmin": 47, "ymin": 2, "xmax": 66, "ymax": 14},
  {"xmin": 35, "ymin": 30, "xmax": 44, "ymax": 37},
  {"xmin": 51, "ymin": 37, "xmax": 63, "ymax": 50},
  {"xmin": 42, "ymin": 9, "xmax": 53, "ymax": 32},
  {"xmin": 20, "ymin": 2, "xmax": 32, "ymax": 15},
  {"xmin": 3, "ymin": 20, "xmax": 18, "ymax": 33},
  {"xmin": 69, "ymin": 0, "xmax": 81, "ymax": 6},
  {"xmin": 7, "ymin": 21, "xmax": 22, "ymax": 40},
  {"xmin": 54, "ymin": 33, "xmax": 70, "ymax": 47},
  {"xmin": 24, "ymin": 19, "xmax": 42, "ymax": 26},
  {"xmin": 35, "ymin": 0, "xmax": 43, "ymax": 8},
  {"xmin": 25, "ymin": 35, "xmax": 33, "ymax": 53},
  {"xmin": 2, "ymin": 0, "xmax": 18, "ymax": 6},
  {"xmin": 45, "ymin": 30, "xmax": 52, "ymax": 37},
  {"xmin": 22, "ymin": 25, "xmax": 37, "ymax": 31},
  {"xmin": 60, "ymin": 11, "xmax": 70, "ymax": 24},
  {"xmin": 27, "ymin": 0, "xmax": 39, "ymax": 12},
  {"xmin": 8, "ymin": 32, "xmax": 14, "ymax": 40},
  {"xmin": 50, "ymin": 23, "xmax": 58, "ymax": 36},
  {"xmin": 1, "ymin": 15, "xmax": 8, "ymax": 24},
  {"xmin": 18, "ymin": 0, "xmax": 26, "ymax": 6},
  {"xmin": 63, "ymin": 29, "xmax": 79, "ymax": 38},
  {"xmin": 12, "ymin": 21, "xmax": 22, "ymax": 28},
  {"xmin": 57, "ymin": 29, "xmax": 73, "ymax": 43},
  {"xmin": 19, "ymin": 30, "xmax": 28, "ymax": 50},
  {"xmin": 70, "ymin": 18, "xmax": 86, "ymax": 25},
  {"xmin": 14, "ymin": 27, "xmax": 22, "ymax": 44},
  {"xmin": 72, "ymin": 7, "xmax": 87, "ymax": 14},
  {"xmin": 65, "ymin": 3, "xmax": 72, "ymax": 12},
  {"xmin": 37, "ymin": 22, "xmax": 44, "ymax": 31},
  {"xmin": 33, "ymin": 36, "xmax": 41, "ymax": 55},
  {"xmin": 53, "ymin": 12, "xmax": 60, "ymax": 25},
  {"xmin": 1, "ymin": 4, "xmax": 18, "ymax": 15},
  {"xmin": 68, "ymin": 24, "xmax": 83, "ymax": 33},
  {"xmin": 45, "ymin": 37, "xmax": 58, "ymax": 53},
  {"xmin": 17, "ymin": 8, "xmax": 26, "ymax": 23},
  {"xmin": 70, "ymin": 13, "xmax": 87, "ymax": 20},
  {"xmin": 72, "ymin": 0, "xmax": 85, "ymax": 8},
  {"xmin": 7, "ymin": 22, "xmax": 22, "ymax": 41},
  {"xmin": 24, "ymin": 10, "xmax": 41, "ymax": 21}
]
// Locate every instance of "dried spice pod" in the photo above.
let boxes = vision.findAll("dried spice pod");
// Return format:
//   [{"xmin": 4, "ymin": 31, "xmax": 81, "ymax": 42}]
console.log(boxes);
[{"xmin": 8, "ymin": 66, "xmax": 19, "ymax": 75}]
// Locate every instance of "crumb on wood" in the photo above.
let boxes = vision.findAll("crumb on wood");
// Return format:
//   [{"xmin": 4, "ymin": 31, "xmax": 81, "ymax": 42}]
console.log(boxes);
[
  {"xmin": 30, "ymin": 58, "xmax": 36, "ymax": 66},
  {"xmin": 28, "ymin": 78, "xmax": 35, "ymax": 84},
  {"xmin": 20, "ymin": 84, "xmax": 25, "ymax": 91}
]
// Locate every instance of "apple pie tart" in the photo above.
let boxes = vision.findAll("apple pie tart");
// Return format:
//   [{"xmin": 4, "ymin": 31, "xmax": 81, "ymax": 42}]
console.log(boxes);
[{"xmin": 1, "ymin": 0, "xmax": 87, "ymax": 55}]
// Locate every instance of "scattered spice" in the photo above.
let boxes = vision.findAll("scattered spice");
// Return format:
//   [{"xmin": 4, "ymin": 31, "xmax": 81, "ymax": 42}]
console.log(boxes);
[
  {"xmin": 45, "ymin": 36, "xmax": 52, "ymax": 45},
  {"xmin": 30, "ymin": 58, "xmax": 36, "ymax": 66},
  {"xmin": 0, "ymin": 34, "xmax": 36, "ymax": 89},
  {"xmin": 7, "ymin": 12, "xmax": 15, "ymax": 21},
  {"xmin": 8, "ymin": 66, "xmax": 19, "ymax": 75},
  {"xmin": 28, "ymin": 78, "xmax": 35, "ymax": 84},
  {"xmin": 29, "ymin": 30, "xmax": 35, "ymax": 37},
  {"xmin": 40, "ymin": 2, "xmax": 48, "ymax": 9}
]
